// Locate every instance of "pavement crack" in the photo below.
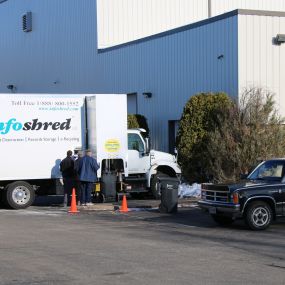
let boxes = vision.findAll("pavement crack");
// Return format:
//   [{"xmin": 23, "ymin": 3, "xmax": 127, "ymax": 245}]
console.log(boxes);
[
  {"xmin": 267, "ymin": 263, "xmax": 285, "ymax": 270},
  {"xmin": 104, "ymin": 271, "xmax": 128, "ymax": 276}
]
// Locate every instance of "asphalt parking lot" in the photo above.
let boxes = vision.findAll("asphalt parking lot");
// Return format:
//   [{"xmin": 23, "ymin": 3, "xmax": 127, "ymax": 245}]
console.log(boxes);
[{"xmin": 0, "ymin": 197, "xmax": 284, "ymax": 285}]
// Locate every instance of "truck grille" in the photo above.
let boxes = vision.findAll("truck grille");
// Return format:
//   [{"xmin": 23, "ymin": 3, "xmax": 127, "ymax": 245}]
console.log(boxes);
[{"xmin": 201, "ymin": 183, "xmax": 230, "ymax": 202}]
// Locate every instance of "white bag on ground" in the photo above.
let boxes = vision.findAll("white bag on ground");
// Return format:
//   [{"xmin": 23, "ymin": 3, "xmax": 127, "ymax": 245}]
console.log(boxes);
[{"xmin": 178, "ymin": 183, "xmax": 201, "ymax": 198}]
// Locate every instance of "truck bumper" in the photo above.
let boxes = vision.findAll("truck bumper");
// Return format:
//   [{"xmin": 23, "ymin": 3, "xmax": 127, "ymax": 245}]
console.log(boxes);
[{"xmin": 198, "ymin": 200, "xmax": 241, "ymax": 217}]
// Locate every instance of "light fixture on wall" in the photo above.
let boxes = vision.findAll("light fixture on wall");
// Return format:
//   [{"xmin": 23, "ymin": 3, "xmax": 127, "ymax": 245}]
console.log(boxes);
[
  {"xmin": 143, "ymin": 92, "xmax": 152, "ymax": 98},
  {"xmin": 7, "ymin": 84, "xmax": 16, "ymax": 92},
  {"xmin": 275, "ymin": 34, "xmax": 285, "ymax": 45}
]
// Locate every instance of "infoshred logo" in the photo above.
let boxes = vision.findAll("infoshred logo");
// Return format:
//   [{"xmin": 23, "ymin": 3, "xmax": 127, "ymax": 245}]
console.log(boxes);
[{"xmin": 0, "ymin": 118, "xmax": 71, "ymax": 135}]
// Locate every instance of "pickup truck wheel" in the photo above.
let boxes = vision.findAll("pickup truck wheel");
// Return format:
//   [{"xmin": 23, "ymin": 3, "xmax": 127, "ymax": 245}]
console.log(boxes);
[
  {"xmin": 151, "ymin": 172, "xmax": 169, "ymax": 200},
  {"xmin": 245, "ymin": 201, "xmax": 272, "ymax": 230},
  {"xmin": 5, "ymin": 182, "xmax": 35, "ymax": 209},
  {"xmin": 211, "ymin": 214, "xmax": 234, "ymax": 226}
]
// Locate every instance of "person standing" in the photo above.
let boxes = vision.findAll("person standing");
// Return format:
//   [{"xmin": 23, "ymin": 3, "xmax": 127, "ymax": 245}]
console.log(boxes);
[
  {"xmin": 74, "ymin": 150, "xmax": 83, "ymax": 206},
  {"xmin": 77, "ymin": 149, "xmax": 100, "ymax": 206},
  {"xmin": 60, "ymin": 150, "xmax": 76, "ymax": 207}
]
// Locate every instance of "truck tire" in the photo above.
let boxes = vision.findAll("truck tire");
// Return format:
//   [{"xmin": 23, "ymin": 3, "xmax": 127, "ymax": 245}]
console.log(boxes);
[
  {"xmin": 245, "ymin": 201, "xmax": 273, "ymax": 230},
  {"xmin": 211, "ymin": 214, "xmax": 234, "ymax": 226},
  {"xmin": 4, "ymin": 181, "xmax": 35, "ymax": 209},
  {"xmin": 151, "ymin": 172, "xmax": 169, "ymax": 199}
]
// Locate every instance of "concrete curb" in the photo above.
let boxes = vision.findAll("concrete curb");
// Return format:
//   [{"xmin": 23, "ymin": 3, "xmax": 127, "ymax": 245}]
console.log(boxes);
[{"xmin": 78, "ymin": 198, "xmax": 198, "ymax": 211}]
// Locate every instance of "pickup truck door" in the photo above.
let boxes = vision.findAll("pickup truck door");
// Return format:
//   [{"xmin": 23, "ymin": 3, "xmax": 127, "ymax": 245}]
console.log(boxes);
[
  {"xmin": 280, "ymin": 185, "xmax": 285, "ymax": 215},
  {"xmin": 269, "ymin": 184, "xmax": 285, "ymax": 216},
  {"xmin": 249, "ymin": 160, "xmax": 285, "ymax": 216}
]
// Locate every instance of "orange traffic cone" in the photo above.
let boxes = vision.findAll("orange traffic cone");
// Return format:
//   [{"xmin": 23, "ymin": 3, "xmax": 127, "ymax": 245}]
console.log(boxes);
[
  {"xmin": 120, "ymin": 194, "xmax": 129, "ymax": 213},
  {"xmin": 68, "ymin": 188, "xmax": 79, "ymax": 214}
]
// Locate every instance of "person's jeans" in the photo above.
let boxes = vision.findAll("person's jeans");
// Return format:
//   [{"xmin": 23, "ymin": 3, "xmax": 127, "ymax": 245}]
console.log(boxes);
[
  {"xmin": 63, "ymin": 178, "xmax": 75, "ymax": 206},
  {"xmin": 80, "ymin": 181, "xmax": 94, "ymax": 204},
  {"xmin": 75, "ymin": 180, "xmax": 82, "ymax": 205}
]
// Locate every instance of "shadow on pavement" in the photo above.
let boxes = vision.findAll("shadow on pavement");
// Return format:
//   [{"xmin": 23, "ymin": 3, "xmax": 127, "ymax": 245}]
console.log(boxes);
[
  {"xmin": 133, "ymin": 207, "xmax": 285, "ymax": 233},
  {"xmin": 33, "ymin": 195, "xmax": 64, "ymax": 207}
]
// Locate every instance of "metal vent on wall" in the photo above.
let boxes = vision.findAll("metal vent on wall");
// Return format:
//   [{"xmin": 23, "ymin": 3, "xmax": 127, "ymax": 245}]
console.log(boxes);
[{"xmin": 22, "ymin": 12, "xmax": 32, "ymax": 32}]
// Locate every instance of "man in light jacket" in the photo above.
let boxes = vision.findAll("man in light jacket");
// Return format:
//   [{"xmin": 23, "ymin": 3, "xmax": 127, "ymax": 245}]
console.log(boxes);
[{"xmin": 77, "ymin": 149, "xmax": 100, "ymax": 206}]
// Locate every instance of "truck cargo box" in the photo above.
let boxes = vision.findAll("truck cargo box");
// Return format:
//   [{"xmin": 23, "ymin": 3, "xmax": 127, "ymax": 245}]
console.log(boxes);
[
  {"xmin": 0, "ymin": 94, "xmax": 85, "ymax": 181},
  {"xmin": 0, "ymin": 94, "xmax": 128, "ymax": 181}
]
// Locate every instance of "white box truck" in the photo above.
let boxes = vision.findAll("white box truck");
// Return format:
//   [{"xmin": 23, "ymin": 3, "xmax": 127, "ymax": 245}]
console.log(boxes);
[{"xmin": 0, "ymin": 94, "xmax": 181, "ymax": 209}]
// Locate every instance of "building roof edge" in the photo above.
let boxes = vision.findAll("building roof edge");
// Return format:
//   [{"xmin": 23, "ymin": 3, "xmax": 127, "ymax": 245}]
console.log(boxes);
[{"xmin": 237, "ymin": 9, "xmax": 285, "ymax": 17}]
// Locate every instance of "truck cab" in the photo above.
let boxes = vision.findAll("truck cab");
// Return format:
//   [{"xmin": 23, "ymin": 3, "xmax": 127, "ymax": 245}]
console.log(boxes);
[{"xmin": 126, "ymin": 128, "xmax": 181, "ymax": 198}]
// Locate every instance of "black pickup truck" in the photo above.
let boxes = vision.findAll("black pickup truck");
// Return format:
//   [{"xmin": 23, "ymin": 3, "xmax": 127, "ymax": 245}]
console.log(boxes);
[{"xmin": 198, "ymin": 159, "xmax": 285, "ymax": 230}]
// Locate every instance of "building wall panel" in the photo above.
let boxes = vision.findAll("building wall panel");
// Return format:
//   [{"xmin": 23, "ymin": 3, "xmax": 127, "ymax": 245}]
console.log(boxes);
[
  {"xmin": 97, "ymin": 0, "xmax": 208, "ymax": 48},
  {"xmin": 96, "ymin": 16, "xmax": 239, "ymax": 150},
  {"xmin": 97, "ymin": 0, "xmax": 285, "ymax": 48},
  {"xmin": 0, "ymin": 0, "xmax": 98, "ymax": 93},
  {"xmin": 238, "ymin": 14, "xmax": 285, "ymax": 115}
]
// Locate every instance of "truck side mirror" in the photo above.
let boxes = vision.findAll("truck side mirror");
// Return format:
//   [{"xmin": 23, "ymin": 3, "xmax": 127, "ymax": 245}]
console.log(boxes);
[
  {"xmin": 240, "ymin": 173, "xmax": 248, "ymax": 180},
  {"xmin": 145, "ymin": 137, "xmax": 150, "ymax": 154}
]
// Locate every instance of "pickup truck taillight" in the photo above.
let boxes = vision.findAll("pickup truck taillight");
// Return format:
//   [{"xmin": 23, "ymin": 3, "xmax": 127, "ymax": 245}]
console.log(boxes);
[{"xmin": 232, "ymin": 192, "xmax": 239, "ymax": 204}]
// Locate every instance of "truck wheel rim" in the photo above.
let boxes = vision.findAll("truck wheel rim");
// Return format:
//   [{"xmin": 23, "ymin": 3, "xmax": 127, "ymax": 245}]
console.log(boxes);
[
  {"xmin": 252, "ymin": 207, "xmax": 269, "ymax": 227},
  {"xmin": 12, "ymin": 186, "xmax": 30, "ymax": 205}
]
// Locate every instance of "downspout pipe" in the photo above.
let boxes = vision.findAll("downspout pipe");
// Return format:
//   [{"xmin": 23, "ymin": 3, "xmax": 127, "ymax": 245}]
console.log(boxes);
[{"xmin": 208, "ymin": 0, "xmax": 212, "ymax": 18}]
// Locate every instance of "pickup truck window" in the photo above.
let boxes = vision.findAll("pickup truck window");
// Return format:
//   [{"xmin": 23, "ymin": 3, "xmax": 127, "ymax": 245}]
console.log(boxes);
[
  {"xmin": 249, "ymin": 160, "xmax": 285, "ymax": 180},
  {"xmin": 128, "ymin": 133, "xmax": 144, "ymax": 152}
]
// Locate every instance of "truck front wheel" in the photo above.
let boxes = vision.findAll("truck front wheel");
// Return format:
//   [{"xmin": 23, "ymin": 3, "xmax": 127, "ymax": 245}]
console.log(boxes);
[
  {"xmin": 245, "ymin": 201, "xmax": 273, "ymax": 230},
  {"xmin": 211, "ymin": 214, "xmax": 234, "ymax": 226},
  {"xmin": 4, "ymin": 181, "xmax": 35, "ymax": 209}
]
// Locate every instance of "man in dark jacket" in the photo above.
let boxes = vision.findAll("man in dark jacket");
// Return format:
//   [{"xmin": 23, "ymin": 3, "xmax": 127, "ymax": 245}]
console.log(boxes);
[
  {"xmin": 77, "ymin": 149, "xmax": 100, "ymax": 206},
  {"xmin": 60, "ymin": 150, "xmax": 76, "ymax": 207}
]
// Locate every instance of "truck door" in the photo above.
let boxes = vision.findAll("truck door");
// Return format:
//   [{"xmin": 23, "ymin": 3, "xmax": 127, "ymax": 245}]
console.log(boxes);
[
  {"xmin": 268, "ymin": 161, "xmax": 285, "ymax": 216},
  {"xmin": 270, "ymin": 184, "xmax": 285, "ymax": 216},
  {"xmin": 266, "ymin": 162, "xmax": 285, "ymax": 216},
  {"xmin": 249, "ymin": 160, "xmax": 285, "ymax": 216},
  {"xmin": 127, "ymin": 133, "xmax": 149, "ymax": 174},
  {"xmin": 282, "ymin": 187, "xmax": 285, "ymax": 216},
  {"xmin": 281, "ymin": 178, "xmax": 285, "ymax": 216}
]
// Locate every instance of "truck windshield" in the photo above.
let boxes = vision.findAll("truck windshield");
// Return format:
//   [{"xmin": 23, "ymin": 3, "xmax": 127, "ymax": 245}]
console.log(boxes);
[
  {"xmin": 249, "ymin": 160, "xmax": 285, "ymax": 181},
  {"xmin": 128, "ymin": 133, "xmax": 144, "ymax": 152}
]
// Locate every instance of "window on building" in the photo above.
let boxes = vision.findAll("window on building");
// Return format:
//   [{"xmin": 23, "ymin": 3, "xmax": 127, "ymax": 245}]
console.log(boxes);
[
  {"xmin": 168, "ymin": 120, "xmax": 179, "ymax": 154},
  {"xmin": 127, "ymin": 93, "xmax": 138, "ymax": 114}
]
